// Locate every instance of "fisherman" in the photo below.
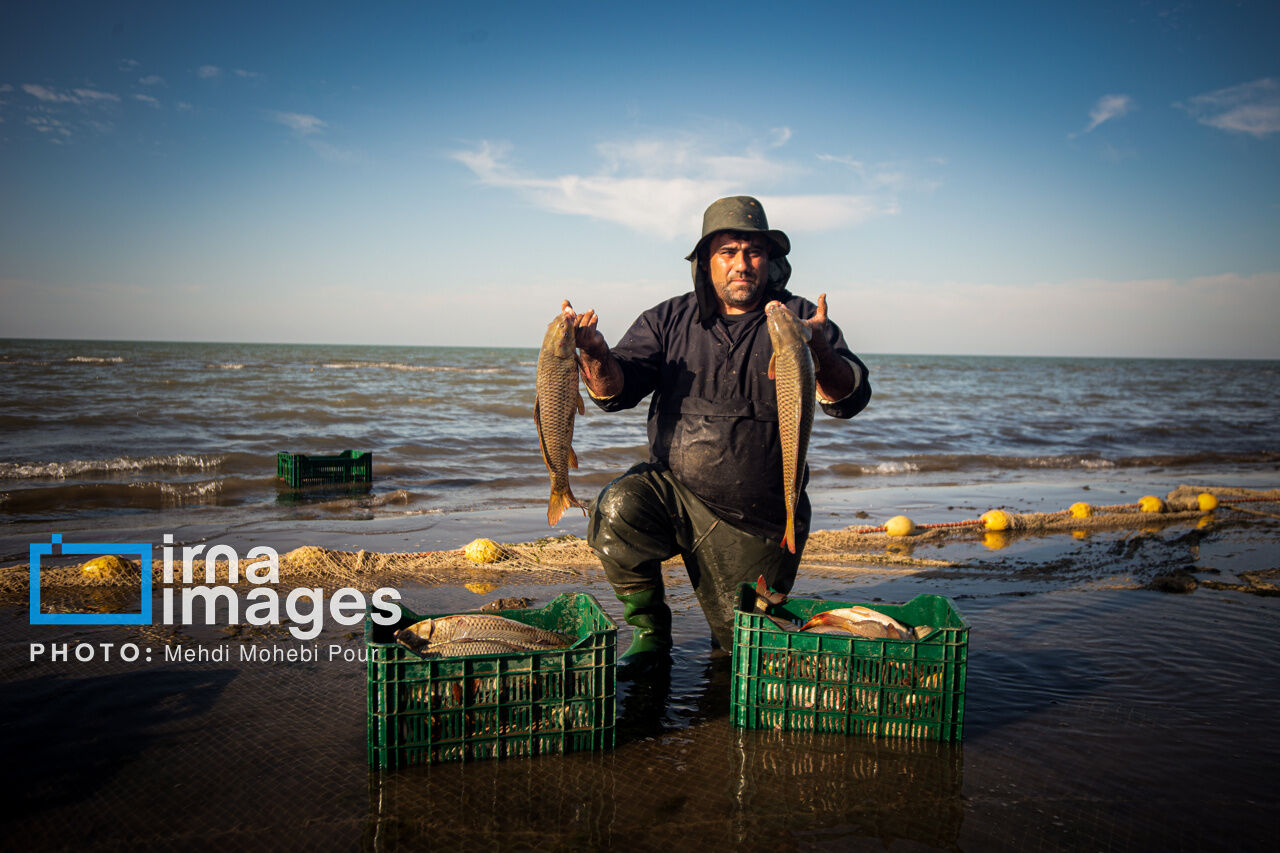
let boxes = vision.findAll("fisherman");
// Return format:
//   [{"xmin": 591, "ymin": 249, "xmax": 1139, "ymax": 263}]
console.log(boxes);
[{"xmin": 567, "ymin": 196, "xmax": 871, "ymax": 677}]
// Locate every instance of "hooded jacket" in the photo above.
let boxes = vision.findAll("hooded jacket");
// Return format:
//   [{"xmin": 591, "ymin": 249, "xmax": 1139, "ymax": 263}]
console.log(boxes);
[{"xmin": 591, "ymin": 261, "xmax": 871, "ymax": 542}]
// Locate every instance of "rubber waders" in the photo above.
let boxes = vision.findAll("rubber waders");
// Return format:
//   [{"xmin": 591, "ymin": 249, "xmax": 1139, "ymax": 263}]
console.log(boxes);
[{"xmin": 615, "ymin": 586, "xmax": 672, "ymax": 680}]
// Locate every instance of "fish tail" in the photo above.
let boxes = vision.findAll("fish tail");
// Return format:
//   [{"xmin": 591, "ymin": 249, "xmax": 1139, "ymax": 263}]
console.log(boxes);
[
  {"xmin": 781, "ymin": 515, "xmax": 797, "ymax": 554},
  {"xmin": 548, "ymin": 487, "xmax": 571, "ymax": 526},
  {"xmin": 547, "ymin": 484, "xmax": 586, "ymax": 526}
]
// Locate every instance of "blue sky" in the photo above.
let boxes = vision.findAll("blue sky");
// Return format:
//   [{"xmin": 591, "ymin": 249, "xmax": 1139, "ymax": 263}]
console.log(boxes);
[{"xmin": 2, "ymin": 0, "xmax": 1277, "ymax": 357}]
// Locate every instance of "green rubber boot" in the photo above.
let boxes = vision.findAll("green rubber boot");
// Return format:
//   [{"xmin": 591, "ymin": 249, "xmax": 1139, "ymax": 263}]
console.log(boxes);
[{"xmin": 616, "ymin": 586, "xmax": 673, "ymax": 681}]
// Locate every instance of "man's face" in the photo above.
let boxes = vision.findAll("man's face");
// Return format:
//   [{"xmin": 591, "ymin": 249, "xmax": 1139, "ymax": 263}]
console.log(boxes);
[{"xmin": 706, "ymin": 232, "xmax": 770, "ymax": 314}]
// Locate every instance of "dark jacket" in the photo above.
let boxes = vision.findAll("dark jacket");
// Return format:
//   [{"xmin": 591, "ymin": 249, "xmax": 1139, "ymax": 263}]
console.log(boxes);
[{"xmin": 591, "ymin": 288, "xmax": 870, "ymax": 541}]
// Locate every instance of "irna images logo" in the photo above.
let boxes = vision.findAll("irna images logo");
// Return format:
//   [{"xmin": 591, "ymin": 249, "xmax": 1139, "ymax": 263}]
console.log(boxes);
[
  {"xmin": 29, "ymin": 534, "xmax": 153, "ymax": 626},
  {"xmin": 28, "ymin": 533, "xmax": 402, "ymax": 639}
]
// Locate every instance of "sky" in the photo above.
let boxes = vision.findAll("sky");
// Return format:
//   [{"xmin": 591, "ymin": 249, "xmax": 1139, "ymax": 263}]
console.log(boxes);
[{"xmin": 1, "ymin": 0, "xmax": 1277, "ymax": 358}]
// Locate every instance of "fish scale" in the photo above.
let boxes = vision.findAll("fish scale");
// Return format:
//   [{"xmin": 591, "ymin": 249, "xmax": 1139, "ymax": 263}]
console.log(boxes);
[
  {"xmin": 766, "ymin": 302, "xmax": 816, "ymax": 553},
  {"xmin": 535, "ymin": 311, "xmax": 586, "ymax": 525}
]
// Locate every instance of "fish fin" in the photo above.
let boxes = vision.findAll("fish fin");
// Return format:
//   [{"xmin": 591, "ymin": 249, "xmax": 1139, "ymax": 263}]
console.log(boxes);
[
  {"xmin": 575, "ymin": 390, "xmax": 585, "ymax": 415},
  {"xmin": 548, "ymin": 487, "xmax": 575, "ymax": 526},
  {"xmin": 568, "ymin": 446, "xmax": 579, "ymax": 469},
  {"xmin": 782, "ymin": 517, "xmax": 797, "ymax": 553},
  {"xmin": 768, "ymin": 352, "xmax": 777, "ymax": 380},
  {"xmin": 533, "ymin": 398, "xmax": 555, "ymax": 475},
  {"xmin": 754, "ymin": 575, "xmax": 788, "ymax": 609},
  {"xmin": 566, "ymin": 483, "xmax": 588, "ymax": 516},
  {"xmin": 798, "ymin": 613, "xmax": 828, "ymax": 631}
]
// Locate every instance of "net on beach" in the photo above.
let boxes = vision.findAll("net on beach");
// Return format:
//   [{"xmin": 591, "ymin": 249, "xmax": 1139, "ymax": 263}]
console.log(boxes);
[{"xmin": 5, "ymin": 485, "xmax": 1277, "ymax": 602}]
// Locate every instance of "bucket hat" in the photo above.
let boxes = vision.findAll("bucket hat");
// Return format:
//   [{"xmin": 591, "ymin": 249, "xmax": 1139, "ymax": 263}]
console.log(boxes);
[
  {"xmin": 684, "ymin": 195, "xmax": 790, "ymax": 263},
  {"xmin": 687, "ymin": 196, "xmax": 793, "ymax": 323}
]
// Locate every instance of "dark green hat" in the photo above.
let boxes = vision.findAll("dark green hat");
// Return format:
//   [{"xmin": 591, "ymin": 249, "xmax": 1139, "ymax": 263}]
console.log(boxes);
[{"xmin": 684, "ymin": 195, "xmax": 790, "ymax": 263}]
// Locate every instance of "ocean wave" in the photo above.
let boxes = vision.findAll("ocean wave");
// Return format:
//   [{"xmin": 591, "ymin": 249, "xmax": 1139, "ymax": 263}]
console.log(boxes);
[
  {"xmin": 208, "ymin": 363, "xmax": 245, "ymax": 370},
  {"xmin": 0, "ymin": 453, "xmax": 228, "ymax": 480},
  {"xmin": 321, "ymin": 361, "xmax": 503, "ymax": 374},
  {"xmin": 829, "ymin": 450, "xmax": 1277, "ymax": 477},
  {"xmin": 66, "ymin": 356, "xmax": 124, "ymax": 364}
]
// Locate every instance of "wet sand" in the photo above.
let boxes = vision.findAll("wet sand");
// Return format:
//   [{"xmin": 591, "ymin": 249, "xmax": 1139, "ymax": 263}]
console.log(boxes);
[{"xmin": 4, "ymin": 482, "xmax": 1278, "ymax": 851}]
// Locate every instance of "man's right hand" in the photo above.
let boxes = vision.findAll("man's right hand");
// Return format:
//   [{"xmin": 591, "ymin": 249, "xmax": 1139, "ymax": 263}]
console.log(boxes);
[
  {"xmin": 561, "ymin": 299, "xmax": 623, "ymax": 399},
  {"xmin": 561, "ymin": 299, "xmax": 609, "ymax": 359}
]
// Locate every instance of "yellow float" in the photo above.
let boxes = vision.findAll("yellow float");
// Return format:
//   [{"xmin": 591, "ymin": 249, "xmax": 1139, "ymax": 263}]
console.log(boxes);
[
  {"xmin": 884, "ymin": 515, "xmax": 916, "ymax": 537},
  {"xmin": 1138, "ymin": 495, "xmax": 1166, "ymax": 513},
  {"xmin": 81, "ymin": 555, "xmax": 135, "ymax": 579},
  {"xmin": 981, "ymin": 509, "xmax": 1013, "ymax": 531},
  {"xmin": 463, "ymin": 538, "xmax": 507, "ymax": 563}
]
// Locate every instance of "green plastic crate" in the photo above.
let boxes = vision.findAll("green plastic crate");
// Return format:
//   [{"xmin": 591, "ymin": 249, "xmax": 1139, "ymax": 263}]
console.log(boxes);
[
  {"xmin": 366, "ymin": 593, "xmax": 617, "ymax": 768},
  {"xmin": 731, "ymin": 588, "xmax": 968, "ymax": 740},
  {"xmin": 276, "ymin": 450, "xmax": 372, "ymax": 489}
]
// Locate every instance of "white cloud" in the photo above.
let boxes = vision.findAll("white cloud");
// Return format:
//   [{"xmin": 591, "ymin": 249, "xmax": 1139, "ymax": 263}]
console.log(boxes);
[
  {"xmin": 232, "ymin": 68, "xmax": 261, "ymax": 79},
  {"xmin": 452, "ymin": 132, "xmax": 902, "ymax": 241},
  {"xmin": 72, "ymin": 88, "xmax": 120, "ymax": 104},
  {"xmin": 1075, "ymin": 93, "xmax": 1135, "ymax": 136},
  {"xmin": 22, "ymin": 84, "xmax": 76, "ymax": 103},
  {"xmin": 139, "ymin": 74, "xmax": 165, "ymax": 86},
  {"xmin": 118, "ymin": 59, "xmax": 140, "ymax": 71},
  {"xmin": 1176, "ymin": 78, "xmax": 1280, "ymax": 138},
  {"xmin": 268, "ymin": 110, "xmax": 327, "ymax": 134},
  {"xmin": 27, "ymin": 115, "xmax": 72, "ymax": 136},
  {"xmin": 134, "ymin": 94, "xmax": 160, "ymax": 108},
  {"xmin": 196, "ymin": 65, "xmax": 222, "ymax": 79},
  {"xmin": 22, "ymin": 84, "xmax": 119, "ymax": 105},
  {"xmin": 176, "ymin": 101, "xmax": 193, "ymax": 111}
]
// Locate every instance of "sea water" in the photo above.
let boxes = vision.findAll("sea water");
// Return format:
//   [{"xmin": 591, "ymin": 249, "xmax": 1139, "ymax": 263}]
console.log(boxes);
[{"xmin": 2, "ymin": 338, "xmax": 1277, "ymax": 557}]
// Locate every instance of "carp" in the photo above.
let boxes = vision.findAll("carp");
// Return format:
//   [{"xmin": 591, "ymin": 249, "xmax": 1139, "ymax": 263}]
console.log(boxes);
[
  {"xmin": 535, "ymin": 309, "xmax": 587, "ymax": 526},
  {"xmin": 765, "ymin": 301, "xmax": 816, "ymax": 553},
  {"xmin": 395, "ymin": 613, "xmax": 572, "ymax": 657},
  {"xmin": 799, "ymin": 606, "xmax": 914, "ymax": 641}
]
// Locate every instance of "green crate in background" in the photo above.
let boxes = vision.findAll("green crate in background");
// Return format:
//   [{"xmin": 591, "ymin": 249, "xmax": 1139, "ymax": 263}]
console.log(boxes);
[
  {"xmin": 276, "ymin": 450, "xmax": 372, "ymax": 488},
  {"xmin": 365, "ymin": 593, "xmax": 617, "ymax": 768},
  {"xmin": 731, "ymin": 588, "xmax": 969, "ymax": 741}
]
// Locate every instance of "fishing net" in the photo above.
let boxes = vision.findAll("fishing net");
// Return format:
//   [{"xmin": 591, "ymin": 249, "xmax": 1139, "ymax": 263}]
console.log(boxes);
[{"xmin": 4, "ymin": 485, "xmax": 1276, "ymax": 605}]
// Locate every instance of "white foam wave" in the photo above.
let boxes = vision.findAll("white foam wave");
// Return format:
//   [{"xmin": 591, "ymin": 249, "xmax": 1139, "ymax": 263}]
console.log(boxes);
[
  {"xmin": 66, "ymin": 356, "xmax": 124, "ymax": 364},
  {"xmin": 321, "ymin": 361, "xmax": 502, "ymax": 374},
  {"xmin": 864, "ymin": 461, "xmax": 921, "ymax": 474},
  {"xmin": 0, "ymin": 453, "xmax": 227, "ymax": 480},
  {"xmin": 158, "ymin": 480, "xmax": 223, "ymax": 503}
]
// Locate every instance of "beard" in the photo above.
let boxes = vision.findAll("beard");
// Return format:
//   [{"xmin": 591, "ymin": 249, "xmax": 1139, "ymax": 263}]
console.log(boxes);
[{"xmin": 718, "ymin": 276, "xmax": 765, "ymax": 310}]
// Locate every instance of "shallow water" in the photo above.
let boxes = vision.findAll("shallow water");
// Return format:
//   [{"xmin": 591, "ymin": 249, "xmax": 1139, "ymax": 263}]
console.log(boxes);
[{"xmin": 4, "ymin": 524, "xmax": 1278, "ymax": 851}]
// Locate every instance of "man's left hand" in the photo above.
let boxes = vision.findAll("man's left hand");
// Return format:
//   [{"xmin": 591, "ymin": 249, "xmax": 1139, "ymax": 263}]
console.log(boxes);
[{"xmin": 804, "ymin": 294, "xmax": 833, "ymax": 356}]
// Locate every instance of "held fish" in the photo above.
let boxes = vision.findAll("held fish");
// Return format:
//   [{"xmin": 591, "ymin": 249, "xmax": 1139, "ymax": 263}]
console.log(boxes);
[
  {"xmin": 535, "ymin": 310, "xmax": 587, "ymax": 526},
  {"xmin": 765, "ymin": 301, "xmax": 816, "ymax": 553},
  {"xmin": 395, "ymin": 613, "xmax": 572, "ymax": 657}
]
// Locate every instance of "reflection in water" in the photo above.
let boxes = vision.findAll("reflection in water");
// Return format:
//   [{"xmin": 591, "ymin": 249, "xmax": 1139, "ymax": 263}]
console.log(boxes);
[
  {"xmin": 363, "ymin": 646, "xmax": 964, "ymax": 851},
  {"xmin": 362, "ymin": 726, "xmax": 964, "ymax": 851},
  {"xmin": 730, "ymin": 730, "xmax": 964, "ymax": 850}
]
